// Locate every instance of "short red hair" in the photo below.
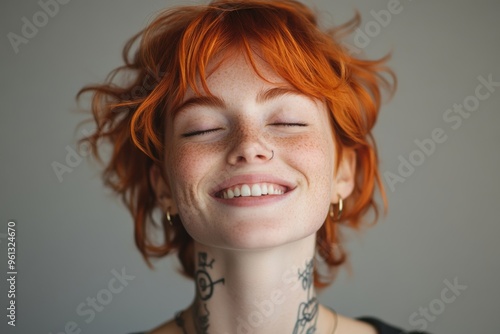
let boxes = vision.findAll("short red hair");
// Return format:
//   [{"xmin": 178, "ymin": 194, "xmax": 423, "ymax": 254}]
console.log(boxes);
[{"xmin": 77, "ymin": 0, "xmax": 395, "ymax": 287}]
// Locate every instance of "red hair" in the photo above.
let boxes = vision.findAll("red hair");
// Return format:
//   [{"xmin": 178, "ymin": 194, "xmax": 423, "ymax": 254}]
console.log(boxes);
[{"xmin": 77, "ymin": 0, "xmax": 395, "ymax": 287}]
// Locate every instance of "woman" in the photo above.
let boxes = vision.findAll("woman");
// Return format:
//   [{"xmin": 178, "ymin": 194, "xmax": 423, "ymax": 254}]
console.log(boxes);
[{"xmin": 78, "ymin": 1, "xmax": 428, "ymax": 333}]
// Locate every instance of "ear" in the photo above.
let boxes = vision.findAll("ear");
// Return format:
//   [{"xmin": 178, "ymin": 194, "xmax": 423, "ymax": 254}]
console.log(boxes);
[
  {"xmin": 149, "ymin": 165, "xmax": 178, "ymax": 215},
  {"xmin": 331, "ymin": 148, "xmax": 356, "ymax": 204}
]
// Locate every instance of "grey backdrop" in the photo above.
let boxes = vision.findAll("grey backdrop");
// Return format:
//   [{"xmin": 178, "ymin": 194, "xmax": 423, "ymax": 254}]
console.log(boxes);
[{"xmin": 1, "ymin": 0, "xmax": 499, "ymax": 333}]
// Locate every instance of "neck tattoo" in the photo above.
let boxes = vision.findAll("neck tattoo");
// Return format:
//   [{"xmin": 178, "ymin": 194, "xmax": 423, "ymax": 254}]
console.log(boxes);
[
  {"xmin": 188, "ymin": 252, "xmax": 225, "ymax": 334},
  {"xmin": 175, "ymin": 256, "xmax": 337, "ymax": 334},
  {"xmin": 293, "ymin": 259, "xmax": 318, "ymax": 333}
]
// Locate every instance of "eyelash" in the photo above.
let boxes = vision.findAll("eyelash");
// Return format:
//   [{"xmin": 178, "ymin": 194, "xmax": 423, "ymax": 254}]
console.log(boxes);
[
  {"xmin": 272, "ymin": 122, "xmax": 307, "ymax": 127},
  {"xmin": 182, "ymin": 128, "xmax": 222, "ymax": 137},
  {"xmin": 182, "ymin": 123, "xmax": 307, "ymax": 137}
]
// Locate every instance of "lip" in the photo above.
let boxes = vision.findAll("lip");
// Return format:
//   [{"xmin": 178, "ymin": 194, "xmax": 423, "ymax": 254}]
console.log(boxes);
[{"xmin": 210, "ymin": 174, "xmax": 297, "ymax": 198}]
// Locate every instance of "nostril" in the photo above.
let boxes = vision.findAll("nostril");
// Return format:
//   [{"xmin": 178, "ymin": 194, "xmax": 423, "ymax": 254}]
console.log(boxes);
[
  {"xmin": 235, "ymin": 154, "xmax": 270, "ymax": 164},
  {"xmin": 227, "ymin": 141, "xmax": 273, "ymax": 165}
]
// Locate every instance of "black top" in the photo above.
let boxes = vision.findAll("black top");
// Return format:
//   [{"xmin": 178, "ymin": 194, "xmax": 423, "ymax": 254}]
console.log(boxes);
[
  {"xmin": 129, "ymin": 316, "xmax": 430, "ymax": 334},
  {"xmin": 357, "ymin": 316, "xmax": 429, "ymax": 333}
]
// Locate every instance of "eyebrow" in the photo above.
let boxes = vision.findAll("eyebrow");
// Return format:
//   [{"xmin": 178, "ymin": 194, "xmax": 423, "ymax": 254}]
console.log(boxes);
[
  {"xmin": 256, "ymin": 87, "xmax": 304, "ymax": 104},
  {"xmin": 172, "ymin": 96, "xmax": 225, "ymax": 120},
  {"xmin": 172, "ymin": 87, "xmax": 304, "ymax": 119}
]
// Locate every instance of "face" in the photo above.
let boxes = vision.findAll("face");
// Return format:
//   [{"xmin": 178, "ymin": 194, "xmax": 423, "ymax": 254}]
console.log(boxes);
[{"xmin": 152, "ymin": 51, "xmax": 354, "ymax": 250}]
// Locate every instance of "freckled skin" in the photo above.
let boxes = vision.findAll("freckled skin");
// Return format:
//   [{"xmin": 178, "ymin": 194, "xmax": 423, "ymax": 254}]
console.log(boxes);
[{"xmin": 163, "ymin": 52, "xmax": 338, "ymax": 250}]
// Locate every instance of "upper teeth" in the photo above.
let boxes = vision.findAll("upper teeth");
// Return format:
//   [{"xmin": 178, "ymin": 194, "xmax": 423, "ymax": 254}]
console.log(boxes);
[{"xmin": 219, "ymin": 183, "xmax": 286, "ymax": 199}]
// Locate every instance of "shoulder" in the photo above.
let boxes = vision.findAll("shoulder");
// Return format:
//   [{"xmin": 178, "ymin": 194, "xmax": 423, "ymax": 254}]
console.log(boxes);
[
  {"xmin": 130, "ymin": 311, "xmax": 432, "ymax": 334},
  {"xmin": 327, "ymin": 307, "xmax": 430, "ymax": 334}
]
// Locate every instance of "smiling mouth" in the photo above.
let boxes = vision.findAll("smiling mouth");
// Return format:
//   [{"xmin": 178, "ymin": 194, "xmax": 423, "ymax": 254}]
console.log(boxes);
[{"xmin": 215, "ymin": 183, "xmax": 289, "ymax": 199}]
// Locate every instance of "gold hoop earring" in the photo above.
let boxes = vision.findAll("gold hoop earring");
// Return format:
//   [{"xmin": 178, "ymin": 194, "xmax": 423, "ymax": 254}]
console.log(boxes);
[
  {"xmin": 166, "ymin": 208, "xmax": 172, "ymax": 226},
  {"xmin": 329, "ymin": 195, "xmax": 343, "ymax": 220},
  {"xmin": 337, "ymin": 195, "xmax": 343, "ymax": 219}
]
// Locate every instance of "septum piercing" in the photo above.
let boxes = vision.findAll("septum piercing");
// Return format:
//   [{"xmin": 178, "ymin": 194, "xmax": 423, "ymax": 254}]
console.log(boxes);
[{"xmin": 270, "ymin": 150, "xmax": 274, "ymax": 160}]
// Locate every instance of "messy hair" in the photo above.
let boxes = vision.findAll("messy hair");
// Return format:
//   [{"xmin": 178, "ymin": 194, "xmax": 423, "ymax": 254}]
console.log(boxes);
[{"xmin": 77, "ymin": 0, "xmax": 395, "ymax": 287}]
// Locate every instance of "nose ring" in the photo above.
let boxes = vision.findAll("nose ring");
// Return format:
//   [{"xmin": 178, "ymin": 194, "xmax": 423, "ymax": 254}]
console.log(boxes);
[{"xmin": 270, "ymin": 150, "xmax": 274, "ymax": 160}]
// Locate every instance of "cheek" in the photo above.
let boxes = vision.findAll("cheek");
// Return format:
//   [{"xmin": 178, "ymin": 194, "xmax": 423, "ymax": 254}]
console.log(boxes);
[
  {"xmin": 281, "ymin": 132, "xmax": 336, "ymax": 216},
  {"xmin": 166, "ymin": 142, "xmax": 225, "ymax": 202},
  {"xmin": 279, "ymin": 133, "xmax": 334, "ymax": 177}
]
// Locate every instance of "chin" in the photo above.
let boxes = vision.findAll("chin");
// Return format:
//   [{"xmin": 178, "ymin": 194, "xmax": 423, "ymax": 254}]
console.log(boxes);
[{"xmin": 214, "ymin": 220, "xmax": 318, "ymax": 250}]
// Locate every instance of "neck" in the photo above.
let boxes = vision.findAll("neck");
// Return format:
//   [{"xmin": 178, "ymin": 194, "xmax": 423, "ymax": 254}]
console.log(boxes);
[{"xmin": 179, "ymin": 234, "xmax": 334, "ymax": 334}]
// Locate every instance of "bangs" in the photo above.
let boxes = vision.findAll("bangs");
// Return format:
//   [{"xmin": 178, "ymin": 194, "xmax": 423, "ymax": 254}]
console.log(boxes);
[{"xmin": 153, "ymin": 0, "xmax": 345, "ymax": 114}]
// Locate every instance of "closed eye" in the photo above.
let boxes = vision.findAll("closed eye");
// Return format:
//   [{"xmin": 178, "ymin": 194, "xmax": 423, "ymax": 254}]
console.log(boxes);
[
  {"xmin": 182, "ymin": 128, "xmax": 223, "ymax": 137},
  {"xmin": 272, "ymin": 122, "xmax": 308, "ymax": 127}
]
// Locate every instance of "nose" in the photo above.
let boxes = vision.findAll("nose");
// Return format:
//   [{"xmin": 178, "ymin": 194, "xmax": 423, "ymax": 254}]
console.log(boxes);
[{"xmin": 226, "ymin": 124, "xmax": 274, "ymax": 165}]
